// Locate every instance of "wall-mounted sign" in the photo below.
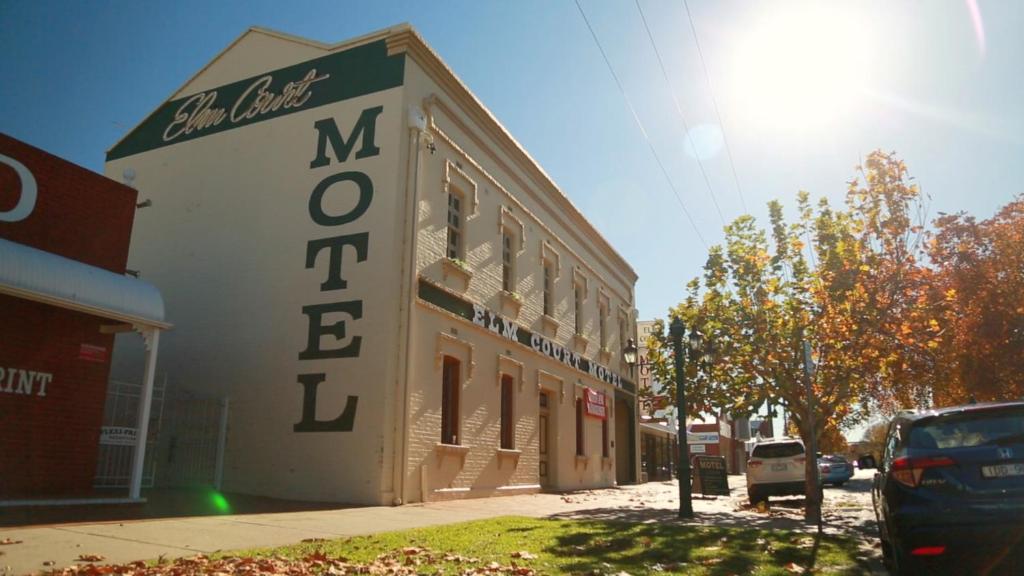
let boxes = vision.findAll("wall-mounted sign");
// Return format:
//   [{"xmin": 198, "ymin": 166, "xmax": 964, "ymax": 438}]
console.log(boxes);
[
  {"xmin": 688, "ymin": 432, "xmax": 720, "ymax": 444},
  {"xmin": 0, "ymin": 367, "xmax": 52, "ymax": 397},
  {"xmin": 107, "ymin": 40, "xmax": 405, "ymax": 161},
  {"xmin": 417, "ymin": 278, "xmax": 635, "ymax": 394},
  {"xmin": 99, "ymin": 426, "xmax": 137, "ymax": 446},
  {"xmin": 690, "ymin": 444, "xmax": 707, "ymax": 454},
  {"xmin": 584, "ymin": 388, "xmax": 607, "ymax": 419},
  {"xmin": 78, "ymin": 344, "xmax": 108, "ymax": 363}
]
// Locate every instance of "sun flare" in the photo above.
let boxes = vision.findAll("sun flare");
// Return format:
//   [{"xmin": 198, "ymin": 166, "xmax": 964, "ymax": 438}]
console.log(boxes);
[{"xmin": 731, "ymin": 3, "xmax": 871, "ymax": 134}]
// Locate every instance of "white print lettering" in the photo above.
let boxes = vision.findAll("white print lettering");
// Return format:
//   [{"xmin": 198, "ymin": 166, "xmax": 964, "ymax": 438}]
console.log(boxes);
[
  {"xmin": 0, "ymin": 367, "xmax": 53, "ymax": 397},
  {"xmin": 0, "ymin": 153, "xmax": 37, "ymax": 223},
  {"xmin": 472, "ymin": 303, "xmax": 622, "ymax": 389}
]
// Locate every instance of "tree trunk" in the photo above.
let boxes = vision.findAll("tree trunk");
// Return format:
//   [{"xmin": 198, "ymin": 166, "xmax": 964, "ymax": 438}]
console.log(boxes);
[{"xmin": 799, "ymin": 421, "xmax": 822, "ymax": 526}]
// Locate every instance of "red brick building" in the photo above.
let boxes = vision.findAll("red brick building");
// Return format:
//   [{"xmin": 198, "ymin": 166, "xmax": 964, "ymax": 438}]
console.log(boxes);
[{"xmin": 0, "ymin": 134, "xmax": 168, "ymax": 502}]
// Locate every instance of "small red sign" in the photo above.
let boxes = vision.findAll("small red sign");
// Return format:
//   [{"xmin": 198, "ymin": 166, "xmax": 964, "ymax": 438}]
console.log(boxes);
[
  {"xmin": 584, "ymin": 387, "xmax": 607, "ymax": 419},
  {"xmin": 78, "ymin": 344, "xmax": 108, "ymax": 363}
]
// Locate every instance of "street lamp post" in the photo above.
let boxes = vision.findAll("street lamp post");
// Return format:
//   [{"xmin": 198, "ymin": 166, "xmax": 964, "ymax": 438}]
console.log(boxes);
[{"xmin": 669, "ymin": 318, "xmax": 694, "ymax": 518}]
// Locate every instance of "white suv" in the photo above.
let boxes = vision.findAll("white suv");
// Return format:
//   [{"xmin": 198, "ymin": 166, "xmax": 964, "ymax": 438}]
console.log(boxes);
[{"xmin": 746, "ymin": 437, "xmax": 808, "ymax": 505}]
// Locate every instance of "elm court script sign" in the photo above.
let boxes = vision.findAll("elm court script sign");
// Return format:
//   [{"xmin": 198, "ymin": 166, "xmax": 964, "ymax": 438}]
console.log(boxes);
[{"xmin": 106, "ymin": 40, "xmax": 404, "ymax": 161}]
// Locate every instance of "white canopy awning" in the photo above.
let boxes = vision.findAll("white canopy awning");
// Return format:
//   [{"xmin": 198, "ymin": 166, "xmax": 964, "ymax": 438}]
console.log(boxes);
[{"xmin": 0, "ymin": 237, "xmax": 170, "ymax": 329}]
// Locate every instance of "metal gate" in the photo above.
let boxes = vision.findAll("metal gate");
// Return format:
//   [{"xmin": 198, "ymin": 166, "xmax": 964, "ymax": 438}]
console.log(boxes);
[
  {"xmin": 158, "ymin": 393, "xmax": 229, "ymax": 488},
  {"xmin": 94, "ymin": 378, "xmax": 166, "ymax": 488}
]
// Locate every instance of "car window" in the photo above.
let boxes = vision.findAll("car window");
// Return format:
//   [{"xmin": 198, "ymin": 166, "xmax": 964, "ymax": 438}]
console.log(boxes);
[
  {"xmin": 912, "ymin": 407, "xmax": 1024, "ymax": 449},
  {"xmin": 752, "ymin": 442, "xmax": 804, "ymax": 458},
  {"xmin": 822, "ymin": 455, "xmax": 847, "ymax": 463}
]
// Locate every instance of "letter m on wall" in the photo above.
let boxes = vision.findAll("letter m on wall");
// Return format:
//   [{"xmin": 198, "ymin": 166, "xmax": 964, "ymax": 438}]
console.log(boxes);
[{"xmin": 309, "ymin": 106, "xmax": 383, "ymax": 168}]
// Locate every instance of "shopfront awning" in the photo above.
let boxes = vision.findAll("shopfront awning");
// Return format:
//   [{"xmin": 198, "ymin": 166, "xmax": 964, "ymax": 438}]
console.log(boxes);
[{"xmin": 0, "ymin": 237, "xmax": 170, "ymax": 329}]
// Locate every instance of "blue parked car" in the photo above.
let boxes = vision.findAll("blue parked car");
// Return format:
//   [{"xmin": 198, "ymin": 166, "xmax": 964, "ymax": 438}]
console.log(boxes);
[
  {"xmin": 817, "ymin": 454, "xmax": 854, "ymax": 486},
  {"xmin": 872, "ymin": 401, "xmax": 1024, "ymax": 575}
]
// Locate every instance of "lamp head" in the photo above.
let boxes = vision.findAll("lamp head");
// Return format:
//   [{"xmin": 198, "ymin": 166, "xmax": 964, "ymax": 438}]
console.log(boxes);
[
  {"xmin": 669, "ymin": 317, "xmax": 686, "ymax": 337},
  {"xmin": 688, "ymin": 329, "xmax": 704, "ymax": 352},
  {"xmin": 623, "ymin": 338, "xmax": 638, "ymax": 366}
]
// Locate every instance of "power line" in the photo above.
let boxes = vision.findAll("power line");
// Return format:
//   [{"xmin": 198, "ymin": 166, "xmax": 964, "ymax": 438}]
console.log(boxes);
[
  {"xmin": 634, "ymin": 0, "xmax": 726, "ymax": 228},
  {"xmin": 682, "ymin": 0, "xmax": 749, "ymax": 214},
  {"xmin": 574, "ymin": 0, "xmax": 708, "ymax": 249}
]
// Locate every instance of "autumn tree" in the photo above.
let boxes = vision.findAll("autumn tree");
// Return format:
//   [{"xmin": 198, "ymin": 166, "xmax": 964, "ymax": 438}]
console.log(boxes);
[
  {"xmin": 646, "ymin": 151, "xmax": 933, "ymax": 515},
  {"xmin": 928, "ymin": 196, "xmax": 1024, "ymax": 403}
]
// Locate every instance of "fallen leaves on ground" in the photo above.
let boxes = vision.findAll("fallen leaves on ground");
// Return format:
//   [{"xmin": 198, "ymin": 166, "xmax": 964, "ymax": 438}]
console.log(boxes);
[
  {"xmin": 76, "ymin": 554, "xmax": 106, "ymax": 562},
  {"xmin": 46, "ymin": 548, "xmax": 540, "ymax": 575},
  {"xmin": 0, "ymin": 538, "xmax": 23, "ymax": 545},
  {"xmin": 784, "ymin": 562, "xmax": 806, "ymax": 573}
]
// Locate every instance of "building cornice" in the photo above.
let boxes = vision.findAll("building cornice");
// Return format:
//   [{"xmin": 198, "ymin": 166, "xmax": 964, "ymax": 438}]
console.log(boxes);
[{"xmin": 385, "ymin": 28, "xmax": 638, "ymax": 288}]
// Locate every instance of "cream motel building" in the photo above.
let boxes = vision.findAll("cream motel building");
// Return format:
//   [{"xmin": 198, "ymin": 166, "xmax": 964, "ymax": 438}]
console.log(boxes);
[{"xmin": 104, "ymin": 25, "xmax": 640, "ymax": 506}]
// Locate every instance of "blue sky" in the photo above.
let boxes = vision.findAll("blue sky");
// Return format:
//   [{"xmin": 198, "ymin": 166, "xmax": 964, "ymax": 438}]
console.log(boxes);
[{"xmin": 2, "ymin": 0, "xmax": 1021, "ymax": 322}]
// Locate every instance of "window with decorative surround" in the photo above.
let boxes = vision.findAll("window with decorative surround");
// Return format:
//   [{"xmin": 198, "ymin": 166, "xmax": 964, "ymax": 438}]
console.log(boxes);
[
  {"xmin": 502, "ymin": 229, "xmax": 514, "ymax": 292},
  {"xmin": 441, "ymin": 356, "xmax": 461, "ymax": 445},
  {"xmin": 446, "ymin": 191, "xmax": 463, "ymax": 260},
  {"xmin": 574, "ymin": 282, "xmax": 584, "ymax": 335},
  {"xmin": 500, "ymin": 374, "xmax": 515, "ymax": 449},
  {"xmin": 599, "ymin": 297, "xmax": 609, "ymax": 349},
  {"xmin": 575, "ymin": 397, "xmax": 585, "ymax": 456},
  {"xmin": 543, "ymin": 260, "xmax": 555, "ymax": 317}
]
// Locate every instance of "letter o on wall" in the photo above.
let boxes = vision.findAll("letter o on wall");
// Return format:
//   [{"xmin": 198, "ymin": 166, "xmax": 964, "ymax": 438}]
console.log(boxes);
[
  {"xmin": 309, "ymin": 171, "xmax": 373, "ymax": 226},
  {"xmin": 0, "ymin": 153, "xmax": 37, "ymax": 223}
]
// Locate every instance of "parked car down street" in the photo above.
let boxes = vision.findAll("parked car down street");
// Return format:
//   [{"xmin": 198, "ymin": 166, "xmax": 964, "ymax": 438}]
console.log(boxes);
[
  {"xmin": 818, "ymin": 454, "xmax": 855, "ymax": 486},
  {"xmin": 746, "ymin": 437, "xmax": 809, "ymax": 505}
]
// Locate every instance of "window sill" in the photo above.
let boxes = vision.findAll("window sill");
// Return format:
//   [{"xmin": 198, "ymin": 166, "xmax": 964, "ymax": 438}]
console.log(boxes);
[
  {"xmin": 496, "ymin": 448, "xmax": 521, "ymax": 469},
  {"xmin": 441, "ymin": 258, "xmax": 472, "ymax": 291},
  {"xmin": 540, "ymin": 314, "xmax": 559, "ymax": 338},
  {"xmin": 598, "ymin": 347, "xmax": 612, "ymax": 365},
  {"xmin": 499, "ymin": 290, "xmax": 522, "ymax": 318},
  {"xmin": 574, "ymin": 454, "xmax": 590, "ymax": 470},
  {"xmin": 572, "ymin": 333, "xmax": 589, "ymax": 355},
  {"xmin": 602, "ymin": 456, "xmax": 614, "ymax": 469},
  {"xmin": 436, "ymin": 442, "xmax": 470, "ymax": 463}
]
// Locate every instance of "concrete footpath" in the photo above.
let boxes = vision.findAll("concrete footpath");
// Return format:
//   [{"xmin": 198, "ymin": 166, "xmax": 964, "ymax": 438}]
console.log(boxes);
[{"xmin": 1, "ymin": 472, "xmax": 883, "ymax": 575}]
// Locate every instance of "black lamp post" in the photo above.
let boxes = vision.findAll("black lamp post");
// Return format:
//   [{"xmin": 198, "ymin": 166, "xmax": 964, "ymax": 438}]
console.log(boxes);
[{"xmin": 669, "ymin": 317, "xmax": 699, "ymax": 518}]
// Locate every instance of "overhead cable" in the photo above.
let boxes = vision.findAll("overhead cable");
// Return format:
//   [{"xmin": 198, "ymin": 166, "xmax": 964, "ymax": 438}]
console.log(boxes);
[
  {"xmin": 634, "ymin": 0, "xmax": 727, "ymax": 227},
  {"xmin": 683, "ymin": 0, "xmax": 749, "ymax": 214},
  {"xmin": 574, "ymin": 0, "xmax": 708, "ymax": 249}
]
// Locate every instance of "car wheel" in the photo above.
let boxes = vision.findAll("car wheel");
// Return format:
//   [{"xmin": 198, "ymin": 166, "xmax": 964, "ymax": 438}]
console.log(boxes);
[
  {"xmin": 748, "ymin": 489, "xmax": 766, "ymax": 507},
  {"xmin": 835, "ymin": 481, "xmax": 845, "ymax": 487}
]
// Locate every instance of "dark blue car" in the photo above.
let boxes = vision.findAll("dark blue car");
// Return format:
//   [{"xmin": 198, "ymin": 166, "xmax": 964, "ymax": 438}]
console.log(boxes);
[{"xmin": 872, "ymin": 401, "xmax": 1024, "ymax": 575}]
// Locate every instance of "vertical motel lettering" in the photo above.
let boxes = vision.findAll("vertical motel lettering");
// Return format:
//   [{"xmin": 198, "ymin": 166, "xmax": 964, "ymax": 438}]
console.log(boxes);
[{"xmin": 293, "ymin": 106, "xmax": 383, "ymax": 432}]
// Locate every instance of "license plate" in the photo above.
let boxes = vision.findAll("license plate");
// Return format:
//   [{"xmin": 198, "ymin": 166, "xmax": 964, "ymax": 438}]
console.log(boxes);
[
  {"xmin": 771, "ymin": 463, "xmax": 788, "ymax": 471},
  {"xmin": 981, "ymin": 463, "xmax": 1024, "ymax": 478}
]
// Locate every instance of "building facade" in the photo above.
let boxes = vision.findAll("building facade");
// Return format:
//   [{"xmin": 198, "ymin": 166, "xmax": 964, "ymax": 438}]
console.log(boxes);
[
  {"xmin": 0, "ymin": 134, "xmax": 167, "ymax": 502},
  {"xmin": 104, "ymin": 25, "xmax": 639, "ymax": 505}
]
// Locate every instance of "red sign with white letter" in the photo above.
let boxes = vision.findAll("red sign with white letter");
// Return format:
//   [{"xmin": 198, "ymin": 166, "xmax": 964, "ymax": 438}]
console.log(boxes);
[{"xmin": 584, "ymin": 387, "xmax": 607, "ymax": 419}]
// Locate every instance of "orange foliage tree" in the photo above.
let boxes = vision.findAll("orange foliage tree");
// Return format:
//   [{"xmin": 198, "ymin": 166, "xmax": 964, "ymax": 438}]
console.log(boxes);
[{"xmin": 928, "ymin": 197, "xmax": 1024, "ymax": 404}]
